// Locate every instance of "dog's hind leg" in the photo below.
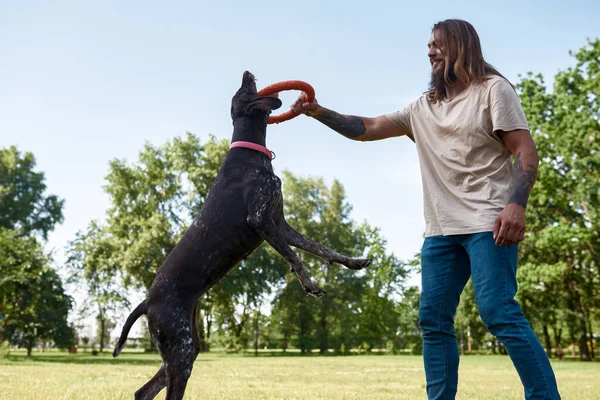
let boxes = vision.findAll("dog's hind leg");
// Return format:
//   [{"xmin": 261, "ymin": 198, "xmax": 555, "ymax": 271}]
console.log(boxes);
[
  {"xmin": 164, "ymin": 343, "xmax": 195, "ymax": 400},
  {"xmin": 151, "ymin": 307, "xmax": 196, "ymax": 400},
  {"xmin": 135, "ymin": 366, "xmax": 166, "ymax": 400},
  {"xmin": 281, "ymin": 222, "xmax": 372, "ymax": 270}
]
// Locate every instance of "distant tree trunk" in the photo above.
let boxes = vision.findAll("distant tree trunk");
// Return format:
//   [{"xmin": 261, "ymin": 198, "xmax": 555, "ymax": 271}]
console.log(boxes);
[
  {"xmin": 588, "ymin": 319, "xmax": 595, "ymax": 359},
  {"xmin": 299, "ymin": 306, "xmax": 308, "ymax": 354},
  {"xmin": 196, "ymin": 303, "xmax": 208, "ymax": 352},
  {"xmin": 499, "ymin": 343, "xmax": 507, "ymax": 355},
  {"xmin": 26, "ymin": 339, "xmax": 33, "ymax": 357},
  {"xmin": 553, "ymin": 327, "xmax": 564, "ymax": 360},
  {"xmin": 206, "ymin": 313, "xmax": 212, "ymax": 348},
  {"xmin": 319, "ymin": 269, "xmax": 331, "ymax": 355},
  {"xmin": 543, "ymin": 325, "xmax": 553, "ymax": 358},
  {"xmin": 254, "ymin": 313, "xmax": 259, "ymax": 357},
  {"xmin": 566, "ymin": 263, "xmax": 591, "ymax": 361},
  {"xmin": 579, "ymin": 331, "xmax": 591, "ymax": 361},
  {"xmin": 205, "ymin": 294, "xmax": 212, "ymax": 351},
  {"xmin": 99, "ymin": 310, "xmax": 106, "ymax": 353},
  {"xmin": 578, "ymin": 310, "xmax": 590, "ymax": 361},
  {"xmin": 467, "ymin": 327, "xmax": 472, "ymax": 352},
  {"xmin": 319, "ymin": 307, "xmax": 328, "ymax": 354}
]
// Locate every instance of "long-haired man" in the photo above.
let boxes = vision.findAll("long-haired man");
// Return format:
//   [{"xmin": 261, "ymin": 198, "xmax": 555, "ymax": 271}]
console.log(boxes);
[{"xmin": 291, "ymin": 18, "xmax": 561, "ymax": 400}]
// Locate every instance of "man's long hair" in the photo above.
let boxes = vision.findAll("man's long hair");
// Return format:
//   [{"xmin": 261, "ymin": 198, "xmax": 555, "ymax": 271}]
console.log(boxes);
[{"xmin": 426, "ymin": 19, "xmax": 510, "ymax": 103}]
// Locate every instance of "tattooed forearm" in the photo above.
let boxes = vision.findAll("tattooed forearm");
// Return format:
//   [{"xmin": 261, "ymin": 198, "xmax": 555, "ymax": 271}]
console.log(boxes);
[
  {"xmin": 312, "ymin": 109, "xmax": 366, "ymax": 139},
  {"xmin": 509, "ymin": 152, "xmax": 538, "ymax": 208}
]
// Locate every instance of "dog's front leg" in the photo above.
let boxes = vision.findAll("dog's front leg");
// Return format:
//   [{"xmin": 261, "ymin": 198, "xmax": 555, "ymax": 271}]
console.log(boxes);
[
  {"xmin": 247, "ymin": 187, "xmax": 325, "ymax": 297},
  {"xmin": 251, "ymin": 219, "xmax": 325, "ymax": 297},
  {"xmin": 281, "ymin": 222, "xmax": 372, "ymax": 270}
]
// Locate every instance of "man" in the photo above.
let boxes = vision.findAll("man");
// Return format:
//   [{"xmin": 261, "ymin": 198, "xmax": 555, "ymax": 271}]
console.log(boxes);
[{"xmin": 291, "ymin": 18, "xmax": 561, "ymax": 400}]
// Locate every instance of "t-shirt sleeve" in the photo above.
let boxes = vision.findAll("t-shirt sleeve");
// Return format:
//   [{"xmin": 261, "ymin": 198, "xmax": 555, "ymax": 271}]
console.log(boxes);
[
  {"xmin": 385, "ymin": 103, "xmax": 414, "ymax": 140},
  {"xmin": 489, "ymin": 78, "xmax": 530, "ymax": 133}
]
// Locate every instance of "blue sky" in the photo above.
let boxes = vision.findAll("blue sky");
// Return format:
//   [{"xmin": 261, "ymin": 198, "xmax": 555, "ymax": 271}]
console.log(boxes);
[{"xmin": 2, "ymin": 0, "xmax": 599, "ymax": 301}]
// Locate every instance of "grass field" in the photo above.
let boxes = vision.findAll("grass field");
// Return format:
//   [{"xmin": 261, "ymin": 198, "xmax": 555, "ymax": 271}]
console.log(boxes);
[{"xmin": 1, "ymin": 350, "xmax": 598, "ymax": 399}]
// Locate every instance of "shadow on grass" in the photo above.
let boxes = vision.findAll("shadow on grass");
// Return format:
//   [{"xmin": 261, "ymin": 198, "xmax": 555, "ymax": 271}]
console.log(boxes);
[
  {"xmin": 5, "ymin": 352, "xmax": 164, "ymax": 366},
  {"xmin": 4, "ymin": 350, "xmax": 598, "ymax": 365}
]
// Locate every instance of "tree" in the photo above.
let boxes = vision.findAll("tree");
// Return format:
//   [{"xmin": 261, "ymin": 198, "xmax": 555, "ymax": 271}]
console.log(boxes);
[
  {"xmin": 356, "ymin": 225, "xmax": 412, "ymax": 353},
  {"xmin": 0, "ymin": 147, "xmax": 72, "ymax": 355},
  {"xmin": 95, "ymin": 316, "xmax": 116, "ymax": 351},
  {"xmin": 102, "ymin": 133, "xmax": 288, "ymax": 351},
  {"xmin": 104, "ymin": 133, "xmax": 228, "ymax": 289},
  {"xmin": 517, "ymin": 38, "xmax": 600, "ymax": 360},
  {"xmin": 81, "ymin": 336, "xmax": 90, "ymax": 352},
  {"xmin": 271, "ymin": 172, "xmax": 411, "ymax": 354},
  {"xmin": 67, "ymin": 221, "xmax": 130, "ymax": 353},
  {"xmin": 0, "ymin": 229, "xmax": 74, "ymax": 355},
  {"xmin": 211, "ymin": 244, "xmax": 287, "ymax": 352},
  {"xmin": 0, "ymin": 146, "xmax": 64, "ymax": 240},
  {"xmin": 99, "ymin": 134, "xmax": 414, "ymax": 354}
]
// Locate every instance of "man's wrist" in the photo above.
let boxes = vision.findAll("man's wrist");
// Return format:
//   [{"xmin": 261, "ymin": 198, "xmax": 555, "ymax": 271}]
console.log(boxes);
[
  {"xmin": 507, "ymin": 202, "xmax": 526, "ymax": 211},
  {"xmin": 307, "ymin": 105, "xmax": 325, "ymax": 117}
]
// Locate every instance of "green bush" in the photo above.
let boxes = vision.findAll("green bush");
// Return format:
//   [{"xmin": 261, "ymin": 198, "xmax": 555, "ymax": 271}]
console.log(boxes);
[{"xmin": 0, "ymin": 340, "xmax": 10, "ymax": 359}]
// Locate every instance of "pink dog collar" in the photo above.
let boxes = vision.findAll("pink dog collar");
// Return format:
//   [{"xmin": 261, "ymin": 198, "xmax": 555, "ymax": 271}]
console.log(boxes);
[{"xmin": 230, "ymin": 141, "xmax": 275, "ymax": 160}]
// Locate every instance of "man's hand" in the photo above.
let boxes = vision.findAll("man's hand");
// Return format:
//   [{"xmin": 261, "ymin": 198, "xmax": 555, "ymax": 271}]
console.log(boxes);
[
  {"xmin": 493, "ymin": 128, "xmax": 539, "ymax": 247},
  {"xmin": 493, "ymin": 203, "xmax": 526, "ymax": 246},
  {"xmin": 290, "ymin": 93, "xmax": 322, "ymax": 117}
]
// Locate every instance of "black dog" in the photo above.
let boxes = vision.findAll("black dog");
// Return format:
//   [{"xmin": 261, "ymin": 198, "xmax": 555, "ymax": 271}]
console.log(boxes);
[{"xmin": 113, "ymin": 71, "xmax": 371, "ymax": 400}]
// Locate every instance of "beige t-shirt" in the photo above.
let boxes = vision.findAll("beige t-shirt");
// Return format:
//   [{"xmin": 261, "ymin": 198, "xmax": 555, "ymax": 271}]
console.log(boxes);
[{"xmin": 385, "ymin": 75, "xmax": 530, "ymax": 237}]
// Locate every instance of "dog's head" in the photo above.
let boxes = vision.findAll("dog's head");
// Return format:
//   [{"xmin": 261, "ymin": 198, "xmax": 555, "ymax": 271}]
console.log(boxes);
[{"xmin": 231, "ymin": 71, "xmax": 282, "ymax": 122}]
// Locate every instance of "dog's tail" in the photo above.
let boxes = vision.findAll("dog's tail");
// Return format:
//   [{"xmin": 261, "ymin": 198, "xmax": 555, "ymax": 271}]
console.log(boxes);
[{"xmin": 113, "ymin": 301, "xmax": 147, "ymax": 358}]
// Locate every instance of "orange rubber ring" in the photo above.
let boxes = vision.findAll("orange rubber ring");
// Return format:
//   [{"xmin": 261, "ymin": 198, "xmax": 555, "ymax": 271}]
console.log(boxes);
[{"xmin": 258, "ymin": 80, "xmax": 316, "ymax": 124}]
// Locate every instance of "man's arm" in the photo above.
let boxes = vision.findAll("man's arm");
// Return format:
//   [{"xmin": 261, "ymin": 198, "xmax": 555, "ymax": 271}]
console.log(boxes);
[
  {"xmin": 502, "ymin": 129, "xmax": 539, "ymax": 209},
  {"xmin": 290, "ymin": 95, "xmax": 408, "ymax": 141},
  {"xmin": 493, "ymin": 129, "xmax": 539, "ymax": 246}
]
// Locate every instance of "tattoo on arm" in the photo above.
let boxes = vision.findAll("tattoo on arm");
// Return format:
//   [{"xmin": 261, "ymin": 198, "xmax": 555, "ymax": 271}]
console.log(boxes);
[
  {"xmin": 313, "ymin": 109, "xmax": 366, "ymax": 139},
  {"xmin": 509, "ymin": 153, "xmax": 538, "ymax": 208}
]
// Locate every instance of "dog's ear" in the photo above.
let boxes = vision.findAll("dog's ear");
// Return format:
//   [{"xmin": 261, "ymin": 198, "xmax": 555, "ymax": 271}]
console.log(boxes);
[
  {"xmin": 256, "ymin": 96, "xmax": 282, "ymax": 110},
  {"xmin": 245, "ymin": 96, "xmax": 282, "ymax": 115}
]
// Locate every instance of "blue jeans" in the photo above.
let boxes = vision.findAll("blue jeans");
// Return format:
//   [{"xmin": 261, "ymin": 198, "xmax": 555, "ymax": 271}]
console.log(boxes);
[{"xmin": 419, "ymin": 232, "xmax": 561, "ymax": 399}]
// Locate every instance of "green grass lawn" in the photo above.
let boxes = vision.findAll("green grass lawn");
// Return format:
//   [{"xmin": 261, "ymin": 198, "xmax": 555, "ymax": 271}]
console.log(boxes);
[{"xmin": 1, "ymin": 350, "xmax": 598, "ymax": 399}]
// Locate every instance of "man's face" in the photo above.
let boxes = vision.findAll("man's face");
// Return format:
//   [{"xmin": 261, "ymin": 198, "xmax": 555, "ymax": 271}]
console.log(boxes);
[
  {"xmin": 428, "ymin": 30, "xmax": 456, "ymax": 89},
  {"xmin": 427, "ymin": 31, "xmax": 445, "ymax": 75}
]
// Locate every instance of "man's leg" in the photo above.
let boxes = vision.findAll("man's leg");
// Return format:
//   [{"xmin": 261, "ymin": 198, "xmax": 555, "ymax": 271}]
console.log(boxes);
[
  {"xmin": 463, "ymin": 232, "xmax": 561, "ymax": 400},
  {"xmin": 419, "ymin": 235, "xmax": 471, "ymax": 400}
]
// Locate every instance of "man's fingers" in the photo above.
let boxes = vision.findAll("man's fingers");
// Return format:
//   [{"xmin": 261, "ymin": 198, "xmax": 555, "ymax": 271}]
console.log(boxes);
[
  {"xmin": 502, "ymin": 223, "xmax": 526, "ymax": 246},
  {"xmin": 493, "ymin": 217, "xmax": 501, "ymax": 240},
  {"xmin": 515, "ymin": 227, "xmax": 526, "ymax": 244},
  {"xmin": 496, "ymin": 223, "xmax": 508, "ymax": 246},
  {"xmin": 291, "ymin": 93, "xmax": 316, "ymax": 115},
  {"xmin": 506, "ymin": 225, "xmax": 520, "ymax": 245},
  {"xmin": 290, "ymin": 94, "xmax": 305, "ymax": 112}
]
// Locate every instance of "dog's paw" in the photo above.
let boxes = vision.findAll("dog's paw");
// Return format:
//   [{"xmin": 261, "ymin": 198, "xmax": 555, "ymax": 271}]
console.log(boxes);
[
  {"xmin": 303, "ymin": 282, "xmax": 326, "ymax": 298},
  {"xmin": 345, "ymin": 258, "xmax": 372, "ymax": 270},
  {"xmin": 307, "ymin": 286, "xmax": 326, "ymax": 298}
]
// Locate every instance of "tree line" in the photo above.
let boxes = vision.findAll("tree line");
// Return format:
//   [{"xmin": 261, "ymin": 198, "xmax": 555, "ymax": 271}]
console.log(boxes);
[{"xmin": 1, "ymin": 38, "xmax": 598, "ymax": 360}]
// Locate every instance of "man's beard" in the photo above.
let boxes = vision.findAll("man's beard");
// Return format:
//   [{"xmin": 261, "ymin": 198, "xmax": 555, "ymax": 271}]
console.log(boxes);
[{"xmin": 429, "ymin": 60, "xmax": 457, "ymax": 92}]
